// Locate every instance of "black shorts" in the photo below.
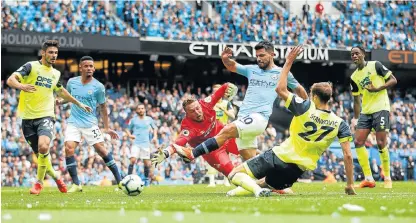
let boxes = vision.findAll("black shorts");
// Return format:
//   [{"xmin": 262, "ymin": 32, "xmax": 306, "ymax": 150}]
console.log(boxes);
[
  {"xmin": 356, "ymin": 110, "xmax": 390, "ymax": 132},
  {"xmin": 22, "ymin": 117, "xmax": 55, "ymax": 142},
  {"xmin": 246, "ymin": 149, "xmax": 304, "ymax": 190}
]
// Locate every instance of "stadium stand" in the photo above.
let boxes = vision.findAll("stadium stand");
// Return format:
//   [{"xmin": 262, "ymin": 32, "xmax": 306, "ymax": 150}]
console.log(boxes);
[
  {"xmin": 1, "ymin": 0, "xmax": 137, "ymax": 36},
  {"xmin": 2, "ymin": 0, "xmax": 415, "ymax": 49},
  {"xmin": 1, "ymin": 0, "xmax": 415, "ymax": 187}
]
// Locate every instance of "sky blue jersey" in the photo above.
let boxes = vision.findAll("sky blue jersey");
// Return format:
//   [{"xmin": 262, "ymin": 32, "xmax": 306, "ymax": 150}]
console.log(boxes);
[
  {"xmin": 236, "ymin": 64, "xmax": 299, "ymax": 119},
  {"xmin": 129, "ymin": 115, "xmax": 156, "ymax": 147},
  {"xmin": 66, "ymin": 77, "xmax": 106, "ymax": 128}
]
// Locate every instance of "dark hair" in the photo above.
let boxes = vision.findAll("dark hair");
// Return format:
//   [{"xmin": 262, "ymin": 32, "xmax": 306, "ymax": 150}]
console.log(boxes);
[
  {"xmin": 351, "ymin": 46, "xmax": 366, "ymax": 54},
  {"xmin": 311, "ymin": 82, "xmax": 333, "ymax": 103},
  {"xmin": 136, "ymin": 104, "xmax": 145, "ymax": 110},
  {"xmin": 80, "ymin": 56, "xmax": 94, "ymax": 62},
  {"xmin": 254, "ymin": 40, "xmax": 274, "ymax": 53},
  {"xmin": 41, "ymin": 40, "xmax": 59, "ymax": 51}
]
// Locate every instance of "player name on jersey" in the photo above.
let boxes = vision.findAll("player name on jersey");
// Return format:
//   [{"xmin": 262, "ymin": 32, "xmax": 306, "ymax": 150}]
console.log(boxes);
[{"xmin": 309, "ymin": 114, "xmax": 339, "ymax": 127}]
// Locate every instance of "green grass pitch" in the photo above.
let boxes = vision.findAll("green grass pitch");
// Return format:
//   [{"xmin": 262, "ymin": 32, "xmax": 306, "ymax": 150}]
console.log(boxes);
[{"xmin": 1, "ymin": 182, "xmax": 416, "ymax": 223}]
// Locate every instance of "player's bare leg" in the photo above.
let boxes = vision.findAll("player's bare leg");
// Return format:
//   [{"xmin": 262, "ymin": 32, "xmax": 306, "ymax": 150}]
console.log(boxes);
[
  {"xmin": 128, "ymin": 157, "xmax": 137, "ymax": 175},
  {"xmin": 239, "ymin": 149, "xmax": 257, "ymax": 161},
  {"xmin": 30, "ymin": 135, "xmax": 51, "ymax": 195},
  {"xmin": 376, "ymin": 131, "xmax": 392, "ymax": 188},
  {"xmin": 354, "ymin": 128, "xmax": 375, "ymax": 188},
  {"xmin": 93, "ymin": 142, "xmax": 122, "ymax": 188},
  {"xmin": 65, "ymin": 141, "xmax": 83, "ymax": 193},
  {"xmin": 227, "ymin": 164, "xmax": 271, "ymax": 197}
]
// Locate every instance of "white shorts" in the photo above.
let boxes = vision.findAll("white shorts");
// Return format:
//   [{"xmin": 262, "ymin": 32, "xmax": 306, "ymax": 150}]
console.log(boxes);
[
  {"xmin": 233, "ymin": 113, "xmax": 268, "ymax": 150},
  {"xmin": 64, "ymin": 124, "xmax": 104, "ymax": 146},
  {"xmin": 130, "ymin": 145, "xmax": 151, "ymax": 160}
]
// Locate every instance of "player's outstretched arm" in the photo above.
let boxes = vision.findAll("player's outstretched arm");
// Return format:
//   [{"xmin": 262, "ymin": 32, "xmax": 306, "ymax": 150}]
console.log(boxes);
[
  {"xmin": 275, "ymin": 45, "xmax": 304, "ymax": 101},
  {"xmin": 293, "ymin": 84, "xmax": 308, "ymax": 100},
  {"xmin": 55, "ymin": 88, "xmax": 92, "ymax": 113},
  {"xmin": 6, "ymin": 73, "xmax": 36, "ymax": 93},
  {"xmin": 221, "ymin": 47, "xmax": 239, "ymax": 73},
  {"xmin": 340, "ymin": 141, "xmax": 356, "ymax": 195},
  {"xmin": 151, "ymin": 134, "xmax": 189, "ymax": 167}
]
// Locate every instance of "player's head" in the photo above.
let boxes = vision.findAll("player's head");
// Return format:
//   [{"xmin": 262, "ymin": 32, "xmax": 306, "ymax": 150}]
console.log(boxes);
[
  {"xmin": 212, "ymin": 84, "xmax": 221, "ymax": 93},
  {"xmin": 350, "ymin": 46, "xmax": 366, "ymax": 65},
  {"xmin": 182, "ymin": 96, "xmax": 203, "ymax": 122},
  {"xmin": 79, "ymin": 56, "xmax": 95, "ymax": 78},
  {"xmin": 41, "ymin": 40, "xmax": 59, "ymax": 66},
  {"xmin": 310, "ymin": 82, "xmax": 332, "ymax": 105},
  {"xmin": 136, "ymin": 104, "xmax": 146, "ymax": 116},
  {"xmin": 254, "ymin": 40, "xmax": 275, "ymax": 70}
]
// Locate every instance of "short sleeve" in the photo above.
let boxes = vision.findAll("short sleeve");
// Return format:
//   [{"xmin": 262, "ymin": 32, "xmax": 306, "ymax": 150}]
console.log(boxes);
[
  {"xmin": 15, "ymin": 63, "xmax": 32, "ymax": 79},
  {"xmin": 350, "ymin": 78, "xmax": 360, "ymax": 96},
  {"xmin": 284, "ymin": 92, "xmax": 311, "ymax": 116},
  {"xmin": 96, "ymin": 84, "xmax": 106, "ymax": 104},
  {"xmin": 287, "ymin": 72, "xmax": 300, "ymax": 89},
  {"xmin": 66, "ymin": 79, "xmax": 72, "ymax": 94},
  {"xmin": 236, "ymin": 64, "xmax": 250, "ymax": 77},
  {"xmin": 149, "ymin": 117, "xmax": 157, "ymax": 129},
  {"xmin": 337, "ymin": 120, "xmax": 352, "ymax": 143},
  {"xmin": 375, "ymin": 61, "xmax": 392, "ymax": 80},
  {"xmin": 54, "ymin": 79, "xmax": 63, "ymax": 92}
]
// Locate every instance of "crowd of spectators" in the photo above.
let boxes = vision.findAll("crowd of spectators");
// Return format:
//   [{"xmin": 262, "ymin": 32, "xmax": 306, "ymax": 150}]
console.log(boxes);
[
  {"xmin": 2, "ymin": 77, "xmax": 416, "ymax": 187},
  {"xmin": 2, "ymin": 0, "xmax": 415, "ymax": 50},
  {"xmin": 2, "ymin": 0, "xmax": 137, "ymax": 37}
]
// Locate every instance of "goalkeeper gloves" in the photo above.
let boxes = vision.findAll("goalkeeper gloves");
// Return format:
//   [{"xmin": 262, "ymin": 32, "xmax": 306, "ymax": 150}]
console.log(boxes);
[{"xmin": 224, "ymin": 83, "xmax": 238, "ymax": 101}]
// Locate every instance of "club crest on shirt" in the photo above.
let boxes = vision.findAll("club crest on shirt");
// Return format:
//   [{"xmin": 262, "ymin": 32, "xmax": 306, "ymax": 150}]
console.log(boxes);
[
  {"xmin": 271, "ymin": 74, "xmax": 278, "ymax": 80},
  {"xmin": 204, "ymin": 96, "xmax": 212, "ymax": 103},
  {"xmin": 181, "ymin": 129, "xmax": 190, "ymax": 136},
  {"xmin": 88, "ymin": 90, "xmax": 93, "ymax": 95}
]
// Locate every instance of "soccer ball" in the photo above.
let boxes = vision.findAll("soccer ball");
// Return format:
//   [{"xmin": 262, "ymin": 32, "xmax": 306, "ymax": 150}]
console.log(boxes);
[{"xmin": 120, "ymin": 175, "xmax": 144, "ymax": 196}]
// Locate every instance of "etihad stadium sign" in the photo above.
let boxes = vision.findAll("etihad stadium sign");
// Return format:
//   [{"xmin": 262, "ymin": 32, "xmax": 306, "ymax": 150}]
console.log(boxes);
[
  {"xmin": 140, "ymin": 39, "xmax": 352, "ymax": 63},
  {"xmin": 1, "ymin": 30, "xmax": 140, "ymax": 53},
  {"xmin": 188, "ymin": 42, "xmax": 329, "ymax": 61}
]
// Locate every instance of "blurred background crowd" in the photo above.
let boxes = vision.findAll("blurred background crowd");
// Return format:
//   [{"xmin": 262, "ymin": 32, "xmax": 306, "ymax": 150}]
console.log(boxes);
[
  {"xmin": 2, "ymin": 79, "xmax": 416, "ymax": 187},
  {"xmin": 2, "ymin": 0, "xmax": 415, "ymax": 50}
]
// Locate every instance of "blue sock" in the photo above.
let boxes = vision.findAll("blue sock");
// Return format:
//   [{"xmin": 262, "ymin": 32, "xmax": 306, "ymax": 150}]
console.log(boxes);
[
  {"xmin": 192, "ymin": 138, "xmax": 219, "ymax": 158},
  {"xmin": 144, "ymin": 165, "xmax": 150, "ymax": 186},
  {"xmin": 65, "ymin": 156, "xmax": 80, "ymax": 185},
  {"xmin": 128, "ymin": 164, "xmax": 134, "ymax": 175},
  {"xmin": 102, "ymin": 153, "xmax": 122, "ymax": 184}
]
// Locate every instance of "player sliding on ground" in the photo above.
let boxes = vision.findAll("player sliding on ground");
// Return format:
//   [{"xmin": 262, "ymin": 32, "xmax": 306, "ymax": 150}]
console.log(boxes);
[
  {"xmin": 168, "ymin": 40, "xmax": 307, "ymax": 195},
  {"xmin": 175, "ymin": 45, "xmax": 357, "ymax": 197},
  {"xmin": 151, "ymin": 83, "xmax": 292, "ymax": 195},
  {"xmin": 151, "ymin": 83, "xmax": 240, "ymax": 182},
  {"xmin": 59, "ymin": 56, "xmax": 122, "ymax": 192},
  {"xmin": 6, "ymin": 40, "xmax": 92, "ymax": 195},
  {"xmin": 349, "ymin": 46, "xmax": 397, "ymax": 189}
]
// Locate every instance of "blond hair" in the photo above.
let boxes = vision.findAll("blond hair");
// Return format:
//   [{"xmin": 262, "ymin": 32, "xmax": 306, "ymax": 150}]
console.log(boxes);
[{"xmin": 182, "ymin": 95, "xmax": 197, "ymax": 110}]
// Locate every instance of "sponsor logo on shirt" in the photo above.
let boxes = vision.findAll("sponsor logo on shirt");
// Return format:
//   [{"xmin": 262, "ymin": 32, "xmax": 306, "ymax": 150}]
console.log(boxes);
[
  {"xmin": 249, "ymin": 79, "xmax": 276, "ymax": 88},
  {"xmin": 35, "ymin": 76, "xmax": 52, "ymax": 88}
]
